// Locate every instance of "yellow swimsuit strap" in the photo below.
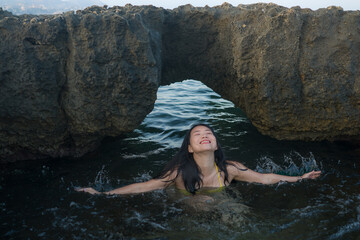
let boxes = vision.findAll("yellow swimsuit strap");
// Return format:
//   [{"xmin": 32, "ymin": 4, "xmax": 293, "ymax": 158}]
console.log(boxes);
[{"xmin": 215, "ymin": 163, "xmax": 223, "ymax": 187}]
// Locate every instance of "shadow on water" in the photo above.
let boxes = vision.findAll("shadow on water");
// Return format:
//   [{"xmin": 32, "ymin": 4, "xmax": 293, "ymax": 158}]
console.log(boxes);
[{"xmin": 1, "ymin": 80, "xmax": 360, "ymax": 239}]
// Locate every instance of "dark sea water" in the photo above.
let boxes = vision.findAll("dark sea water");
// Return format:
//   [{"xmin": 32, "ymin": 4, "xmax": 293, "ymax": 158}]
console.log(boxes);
[{"xmin": 1, "ymin": 80, "xmax": 360, "ymax": 239}]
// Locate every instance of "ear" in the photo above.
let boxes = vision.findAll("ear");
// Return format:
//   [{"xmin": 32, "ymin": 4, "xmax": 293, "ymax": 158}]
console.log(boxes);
[{"xmin": 188, "ymin": 144, "xmax": 194, "ymax": 153}]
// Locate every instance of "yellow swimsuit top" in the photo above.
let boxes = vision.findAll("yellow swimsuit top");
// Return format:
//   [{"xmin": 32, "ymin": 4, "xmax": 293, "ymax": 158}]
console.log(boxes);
[
  {"xmin": 215, "ymin": 162, "xmax": 223, "ymax": 187},
  {"xmin": 178, "ymin": 162, "xmax": 224, "ymax": 195}
]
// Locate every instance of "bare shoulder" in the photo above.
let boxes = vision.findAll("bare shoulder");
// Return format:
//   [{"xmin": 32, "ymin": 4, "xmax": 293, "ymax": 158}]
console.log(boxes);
[
  {"xmin": 167, "ymin": 168, "xmax": 185, "ymax": 189},
  {"xmin": 160, "ymin": 168, "xmax": 180, "ymax": 182},
  {"xmin": 226, "ymin": 160, "xmax": 248, "ymax": 176},
  {"xmin": 226, "ymin": 160, "xmax": 247, "ymax": 170}
]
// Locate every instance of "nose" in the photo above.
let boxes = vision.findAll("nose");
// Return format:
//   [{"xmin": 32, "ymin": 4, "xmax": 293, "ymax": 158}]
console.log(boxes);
[{"xmin": 201, "ymin": 133, "xmax": 208, "ymax": 138}]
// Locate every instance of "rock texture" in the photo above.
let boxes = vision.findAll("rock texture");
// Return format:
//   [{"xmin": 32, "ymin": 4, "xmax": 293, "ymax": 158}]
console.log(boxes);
[
  {"xmin": 162, "ymin": 3, "xmax": 360, "ymax": 141},
  {"xmin": 1, "ymin": 3, "xmax": 360, "ymax": 161},
  {"xmin": 0, "ymin": 5, "xmax": 163, "ymax": 161}
]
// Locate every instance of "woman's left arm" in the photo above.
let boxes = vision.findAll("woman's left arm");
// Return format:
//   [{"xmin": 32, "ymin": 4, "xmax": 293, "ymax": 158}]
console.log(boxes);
[{"xmin": 228, "ymin": 161, "xmax": 321, "ymax": 185}]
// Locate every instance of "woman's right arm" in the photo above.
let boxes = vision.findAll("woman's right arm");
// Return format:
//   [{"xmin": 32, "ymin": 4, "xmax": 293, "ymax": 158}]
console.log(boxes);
[{"xmin": 76, "ymin": 171, "xmax": 176, "ymax": 195}]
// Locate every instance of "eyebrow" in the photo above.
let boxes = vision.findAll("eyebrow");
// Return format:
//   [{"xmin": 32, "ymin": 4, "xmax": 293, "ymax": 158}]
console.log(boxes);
[{"xmin": 191, "ymin": 129, "xmax": 212, "ymax": 134}]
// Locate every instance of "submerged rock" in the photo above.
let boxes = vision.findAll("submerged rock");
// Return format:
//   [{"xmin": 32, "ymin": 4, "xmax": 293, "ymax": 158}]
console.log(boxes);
[{"xmin": 1, "ymin": 4, "xmax": 360, "ymax": 161}]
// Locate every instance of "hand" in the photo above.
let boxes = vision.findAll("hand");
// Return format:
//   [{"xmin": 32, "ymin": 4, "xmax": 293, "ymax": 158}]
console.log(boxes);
[
  {"xmin": 75, "ymin": 187, "xmax": 101, "ymax": 195},
  {"xmin": 301, "ymin": 170, "xmax": 322, "ymax": 180}
]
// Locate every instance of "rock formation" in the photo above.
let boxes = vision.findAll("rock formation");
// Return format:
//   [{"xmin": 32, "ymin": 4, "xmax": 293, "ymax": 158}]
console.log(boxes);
[
  {"xmin": 0, "ymin": 3, "xmax": 359, "ymax": 161},
  {"xmin": 0, "ymin": 5, "xmax": 163, "ymax": 161},
  {"xmin": 162, "ymin": 3, "xmax": 360, "ymax": 141}
]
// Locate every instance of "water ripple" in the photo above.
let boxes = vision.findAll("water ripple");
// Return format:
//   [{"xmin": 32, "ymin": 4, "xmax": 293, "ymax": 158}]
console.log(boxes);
[
  {"xmin": 127, "ymin": 80, "xmax": 246, "ymax": 151},
  {"xmin": 2, "ymin": 79, "xmax": 360, "ymax": 240}
]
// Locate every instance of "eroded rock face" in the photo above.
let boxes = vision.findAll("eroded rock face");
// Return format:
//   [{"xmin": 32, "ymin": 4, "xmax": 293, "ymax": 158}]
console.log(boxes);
[
  {"xmin": 1, "ymin": 4, "xmax": 360, "ymax": 161},
  {"xmin": 0, "ymin": 6, "xmax": 163, "ymax": 161},
  {"xmin": 162, "ymin": 3, "xmax": 360, "ymax": 141}
]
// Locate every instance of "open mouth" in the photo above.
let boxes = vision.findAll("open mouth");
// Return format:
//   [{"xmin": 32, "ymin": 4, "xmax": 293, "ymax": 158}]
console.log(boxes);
[{"xmin": 200, "ymin": 139, "xmax": 211, "ymax": 144}]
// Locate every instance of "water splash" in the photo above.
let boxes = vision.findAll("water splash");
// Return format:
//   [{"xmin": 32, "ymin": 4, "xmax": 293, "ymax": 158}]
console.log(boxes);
[
  {"xmin": 93, "ymin": 165, "xmax": 111, "ymax": 191},
  {"xmin": 133, "ymin": 171, "xmax": 153, "ymax": 182},
  {"xmin": 126, "ymin": 210, "xmax": 167, "ymax": 230},
  {"xmin": 2, "ymin": 79, "xmax": 359, "ymax": 240},
  {"xmin": 255, "ymin": 151, "xmax": 321, "ymax": 176},
  {"xmin": 255, "ymin": 156, "xmax": 284, "ymax": 173},
  {"xmin": 287, "ymin": 151, "xmax": 320, "ymax": 174}
]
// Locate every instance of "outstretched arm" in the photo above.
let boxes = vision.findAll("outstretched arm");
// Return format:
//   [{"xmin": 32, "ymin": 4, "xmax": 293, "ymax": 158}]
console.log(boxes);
[
  {"xmin": 76, "ymin": 171, "xmax": 176, "ymax": 195},
  {"xmin": 228, "ymin": 161, "xmax": 321, "ymax": 185}
]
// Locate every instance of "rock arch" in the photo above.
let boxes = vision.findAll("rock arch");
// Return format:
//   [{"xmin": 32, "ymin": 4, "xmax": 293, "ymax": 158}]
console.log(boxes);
[{"xmin": 0, "ymin": 4, "xmax": 359, "ymax": 161}]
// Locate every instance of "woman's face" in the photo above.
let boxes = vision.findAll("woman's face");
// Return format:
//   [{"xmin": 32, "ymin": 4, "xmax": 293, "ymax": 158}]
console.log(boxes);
[{"xmin": 188, "ymin": 125, "xmax": 218, "ymax": 154}]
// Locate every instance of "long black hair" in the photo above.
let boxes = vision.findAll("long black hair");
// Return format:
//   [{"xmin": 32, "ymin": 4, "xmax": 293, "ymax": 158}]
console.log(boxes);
[{"xmin": 157, "ymin": 123, "xmax": 246, "ymax": 195}]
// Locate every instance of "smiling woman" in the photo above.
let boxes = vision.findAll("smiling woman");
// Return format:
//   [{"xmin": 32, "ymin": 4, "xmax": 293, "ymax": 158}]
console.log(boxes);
[
  {"xmin": 2, "ymin": 80, "xmax": 359, "ymax": 239},
  {"xmin": 76, "ymin": 123, "xmax": 321, "ymax": 195}
]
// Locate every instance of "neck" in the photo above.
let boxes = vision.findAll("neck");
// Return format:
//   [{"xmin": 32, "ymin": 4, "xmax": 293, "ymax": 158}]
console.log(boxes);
[{"xmin": 193, "ymin": 151, "xmax": 216, "ymax": 176}]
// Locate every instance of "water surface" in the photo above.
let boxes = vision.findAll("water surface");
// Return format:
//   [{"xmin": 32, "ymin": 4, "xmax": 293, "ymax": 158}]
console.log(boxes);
[{"xmin": 1, "ymin": 80, "xmax": 360, "ymax": 239}]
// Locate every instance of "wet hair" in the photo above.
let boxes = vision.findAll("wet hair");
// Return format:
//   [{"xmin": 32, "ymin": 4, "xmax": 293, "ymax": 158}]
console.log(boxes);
[{"xmin": 157, "ymin": 123, "xmax": 247, "ymax": 195}]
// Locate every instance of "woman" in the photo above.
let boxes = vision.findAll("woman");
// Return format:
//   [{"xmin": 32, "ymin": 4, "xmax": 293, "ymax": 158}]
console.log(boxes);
[{"xmin": 76, "ymin": 123, "xmax": 321, "ymax": 195}]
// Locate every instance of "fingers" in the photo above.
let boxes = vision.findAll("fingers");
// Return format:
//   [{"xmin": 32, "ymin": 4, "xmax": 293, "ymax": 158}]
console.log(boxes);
[
  {"xmin": 74, "ymin": 187, "xmax": 100, "ymax": 194},
  {"xmin": 302, "ymin": 170, "xmax": 322, "ymax": 180},
  {"xmin": 74, "ymin": 187, "xmax": 89, "ymax": 192},
  {"xmin": 74, "ymin": 187, "xmax": 84, "ymax": 192},
  {"xmin": 309, "ymin": 170, "xmax": 322, "ymax": 179}
]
